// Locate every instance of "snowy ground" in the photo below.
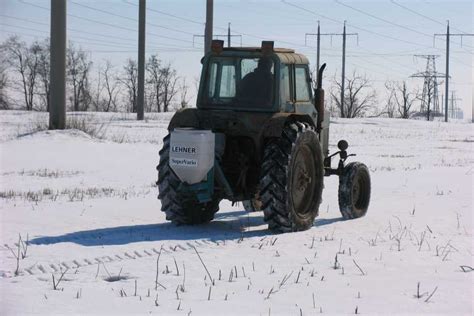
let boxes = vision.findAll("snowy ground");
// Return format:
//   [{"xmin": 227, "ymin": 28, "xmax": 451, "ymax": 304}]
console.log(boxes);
[{"xmin": 0, "ymin": 110, "xmax": 472, "ymax": 315}]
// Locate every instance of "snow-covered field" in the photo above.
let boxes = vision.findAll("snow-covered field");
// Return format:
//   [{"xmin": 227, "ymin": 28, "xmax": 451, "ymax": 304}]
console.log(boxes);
[{"xmin": 0, "ymin": 110, "xmax": 472, "ymax": 315}]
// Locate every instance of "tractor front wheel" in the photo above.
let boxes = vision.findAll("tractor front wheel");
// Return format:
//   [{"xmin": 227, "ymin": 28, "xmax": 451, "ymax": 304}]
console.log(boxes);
[{"xmin": 338, "ymin": 162, "xmax": 371, "ymax": 219}]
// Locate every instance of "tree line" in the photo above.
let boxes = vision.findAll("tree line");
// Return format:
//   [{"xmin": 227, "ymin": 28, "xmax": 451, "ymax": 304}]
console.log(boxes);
[
  {"xmin": 319, "ymin": 70, "xmax": 420, "ymax": 119},
  {"xmin": 0, "ymin": 36, "xmax": 190, "ymax": 112},
  {"xmin": 1, "ymin": 35, "xmax": 423, "ymax": 119}
]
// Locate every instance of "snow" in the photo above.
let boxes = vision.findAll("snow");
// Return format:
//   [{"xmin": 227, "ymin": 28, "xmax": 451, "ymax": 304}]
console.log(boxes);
[{"xmin": 0, "ymin": 110, "xmax": 472, "ymax": 315}]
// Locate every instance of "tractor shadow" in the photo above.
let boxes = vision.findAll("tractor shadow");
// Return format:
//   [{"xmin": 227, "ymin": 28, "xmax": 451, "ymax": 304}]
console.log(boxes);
[
  {"xmin": 314, "ymin": 217, "xmax": 344, "ymax": 227},
  {"xmin": 29, "ymin": 209, "xmax": 269, "ymax": 247},
  {"xmin": 29, "ymin": 211, "xmax": 345, "ymax": 247}
]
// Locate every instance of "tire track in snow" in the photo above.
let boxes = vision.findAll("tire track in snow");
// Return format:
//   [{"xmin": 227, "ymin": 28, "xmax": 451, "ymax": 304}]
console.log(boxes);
[{"xmin": 2, "ymin": 238, "xmax": 234, "ymax": 277}]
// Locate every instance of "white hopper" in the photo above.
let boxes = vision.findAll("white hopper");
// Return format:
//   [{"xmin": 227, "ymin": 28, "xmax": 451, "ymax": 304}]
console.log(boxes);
[{"xmin": 169, "ymin": 129, "xmax": 215, "ymax": 184}]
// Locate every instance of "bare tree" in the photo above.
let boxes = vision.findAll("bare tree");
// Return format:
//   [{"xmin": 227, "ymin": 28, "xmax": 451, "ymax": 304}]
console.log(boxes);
[
  {"xmin": 383, "ymin": 82, "xmax": 397, "ymax": 118},
  {"xmin": 120, "ymin": 58, "xmax": 138, "ymax": 113},
  {"xmin": 67, "ymin": 42, "xmax": 92, "ymax": 111},
  {"xmin": 330, "ymin": 71, "xmax": 377, "ymax": 118},
  {"xmin": 386, "ymin": 81, "xmax": 418, "ymax": 119},
  {"xmin": 161, "ymin": 63, "xmax": 179, "ymax": 112},
  {"xmin": 146, "ymin": 54, "xmax": 163, "ymax": 112},
  {"xmin": 104, "ymin": 62, "xmax": 120, "ymax": 112},
  {"xmin": 179, "ymin": 77, "xmax": 190, "ymax": 109},
  {"xmin": 1, "ymin": 36, "xmax": 41, "ymax": 110},
  {"xmin": 96, "ymin": 61, "xmax": 119, "ymax": 112},
  {"xmin": 37, "ymin": 39, "xmax": 50, "ymax": 111},
  {"xmin": 0, "ymin": 55, "xmax": 9, "ymax": 109},
  {"xmin": 91, "ymin": 63, "xmax": 103, "ymax": 112},
  {"xmin": 91, "ymin": 61, "xmax": 120, "ymax": 112}
]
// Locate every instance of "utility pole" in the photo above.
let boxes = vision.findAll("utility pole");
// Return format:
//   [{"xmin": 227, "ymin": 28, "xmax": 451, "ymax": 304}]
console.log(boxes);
[
  {"xmin": 434, "ymin": 21, "xmax": 474, "ymax": 122},
  {"xmin": 137, "ymin": 0, "xmax": 145, "ymax": 120},
  {"xmin": 444, "ymin": 21, "xmax": 449, "ymax": 123},
  {"xmin": 49, "ymin": 0, "xmax": 66, "ymax": 130},
  {"xmin": 193, "ymin": 23, "xmax": 242, "ymax": 50},
  {"xmin": 304, "ymin": 21, "xmax": 320, "ymax": 82},
  {"xmin": 204, "ymin": 0, "xmax": 213, "ymax": 54},
  {"xmin": 341, "ymin": 21, "xmax": 346, "ymax": 115},
  {"xmin": 304, "ymin": 20, "xmax": 320, "ymax": 82},
  {"xmin": 305, "ymin": 21, "xmax": 358, "ymax": 115}
]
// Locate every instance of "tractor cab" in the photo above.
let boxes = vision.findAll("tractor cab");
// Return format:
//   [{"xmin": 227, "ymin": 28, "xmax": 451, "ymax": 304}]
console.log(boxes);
[{"xmin": 197, "ymin": 40, "xmax": 314, "ymax": 114}]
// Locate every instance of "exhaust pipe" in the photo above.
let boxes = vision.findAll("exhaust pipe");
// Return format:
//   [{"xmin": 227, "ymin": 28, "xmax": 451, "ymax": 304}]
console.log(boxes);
[{"xmin": 314, "ymin": 63, "xmax": 326, "ymax": 134}]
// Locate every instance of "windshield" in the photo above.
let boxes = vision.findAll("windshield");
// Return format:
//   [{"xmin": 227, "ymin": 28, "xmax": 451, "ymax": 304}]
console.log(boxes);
[{"xmin": 203, "ymin": 56, "xmax": 275, "ymax": 108}]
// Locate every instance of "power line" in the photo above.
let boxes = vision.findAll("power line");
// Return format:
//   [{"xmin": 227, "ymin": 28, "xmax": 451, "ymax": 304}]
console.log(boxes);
[
  {"xmin": 335, "ymin": 0, "xmax": 435, "ymax": 39},
  {"xmin": 350, "ymin": 55, "xmax": 411, "ymax": 77},
  {"xmin": 0, "ymin": 14, "xmax": 204, "ymax": 52},
  {"xmin": 335, "ymin": 0, "xmax": 473, "ymax": 51},
  {"xmin": 1, "ymin": 24, "xmax": 200, "ymax": 52},
  {"xmin": 123, "ymin": 0, "xmax": 335, "ymax": 51},
  {"xmin": 126, "ymin": 0, "xmax": 409, "ymax": 82},
  {"xmin": 262, "ymin": 0, "xmax": 420, "ymax": 78},
  {"xmin": 70, "ymin": 1, "xmax": 197, "ymax": 36},
  {"xmin": 281, "ymin": 0, "xmax": 473, "ymax": 69},
  {"xmin": 1, "ymin": 22, "xmax": 137, "ymax": 48},
  {"xmin": 122, "ymin": 0, "xmax": 204, "ymax": 25},
  {"xmin": 304, "ymin": 21, "xmax": 359, "ymax": 110},
  {"xmin": 18, "ymin": 0, "xmax": 202, "ymax": 46},
  {"xmin": 125, "ymin": 0, "xmax": 320, "ymax": 50},
  {"xmin": 282, "ymin": 0, "xmax": 423, "ymax": 46},
  {"xmin": 390, "ymin": 0, "xmax": 472, "ymax": 36},
  {"xmin": 85, "ymin": 49, "xmax": 202, "ymax": 53},
  {"xmin": 1, "ymin": 14, "xmax": 135, "ymax": 43}
]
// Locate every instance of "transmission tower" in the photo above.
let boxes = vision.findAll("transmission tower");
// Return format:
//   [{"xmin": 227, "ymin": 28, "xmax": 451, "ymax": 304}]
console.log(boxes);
[
  {"xmin": 410, "ymin": 55, "xmax": 446, "ymax": 121},
  {"xmin": 448, "ymin": 90, "xmax": 462, "ymax": 119}
]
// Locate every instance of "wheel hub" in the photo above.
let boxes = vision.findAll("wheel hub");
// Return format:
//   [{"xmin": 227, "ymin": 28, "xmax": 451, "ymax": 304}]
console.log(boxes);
[
  {"xmin": 297, "ymin": 165, "xmax": 312, "ymax": 191},
  {"xmin": 291, "ymin": 145, "xmax": 316, "ymax": 215}
]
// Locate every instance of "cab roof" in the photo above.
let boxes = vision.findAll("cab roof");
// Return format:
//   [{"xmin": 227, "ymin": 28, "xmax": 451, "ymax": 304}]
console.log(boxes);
[{"xmin": 217, "ymin": 47, "xmax": 309, "ymax": 65}]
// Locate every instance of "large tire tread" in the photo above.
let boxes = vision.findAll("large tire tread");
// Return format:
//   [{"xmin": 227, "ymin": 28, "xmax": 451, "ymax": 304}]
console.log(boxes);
[{"xmin": 260, "ymin": 122, "xmax": 323, "ymax": 233}]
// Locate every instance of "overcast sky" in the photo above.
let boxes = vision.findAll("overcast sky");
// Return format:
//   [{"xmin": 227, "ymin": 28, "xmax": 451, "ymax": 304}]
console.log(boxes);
[{"xmin": 0, "ymin": 0, "xmax": 472, "ymax": 119}]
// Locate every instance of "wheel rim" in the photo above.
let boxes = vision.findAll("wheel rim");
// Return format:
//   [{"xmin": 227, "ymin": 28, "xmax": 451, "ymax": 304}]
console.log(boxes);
[{"xmin": 291, "ymin": 144, "xmax": 316, "ymax": 215}]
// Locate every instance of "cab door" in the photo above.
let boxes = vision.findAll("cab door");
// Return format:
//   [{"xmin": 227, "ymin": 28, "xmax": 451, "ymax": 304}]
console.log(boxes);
[
  {"xmin": 279, "ymin": 63, "xmax": 295, "ymax": 112},
  {"xmin": 293, "ymin": 65, "xmax": 315, "ymax": 116}
]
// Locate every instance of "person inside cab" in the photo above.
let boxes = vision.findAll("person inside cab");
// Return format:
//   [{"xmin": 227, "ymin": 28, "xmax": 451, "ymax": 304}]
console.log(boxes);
[{"xmin": 237, "ymin": 57, "xmax": 274, "ymax": 106}]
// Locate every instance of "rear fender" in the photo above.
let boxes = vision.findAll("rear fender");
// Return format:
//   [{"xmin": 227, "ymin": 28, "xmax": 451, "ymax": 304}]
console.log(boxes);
[{"xmin": 262, "ymin": 113, "xmax": 315, "ymax": 138}]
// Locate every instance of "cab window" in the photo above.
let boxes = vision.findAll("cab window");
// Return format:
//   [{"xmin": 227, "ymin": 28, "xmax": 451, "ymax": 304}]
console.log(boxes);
[
  {"xmin": 295, "ymin": 66, "xmax": 310, "ymax": 102},
  {"xmin": 205, "ymin": 56, "xmax": 275, "ymax": 108},
  {"xmin": 280, "ymin": 64, "xmax": 291, "ymax": 104}
]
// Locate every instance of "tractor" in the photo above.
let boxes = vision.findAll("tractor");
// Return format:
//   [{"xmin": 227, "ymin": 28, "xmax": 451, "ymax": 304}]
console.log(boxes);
[{"xmin": 156, "ymin": 40, "xmax": 371, "ymax": 233}]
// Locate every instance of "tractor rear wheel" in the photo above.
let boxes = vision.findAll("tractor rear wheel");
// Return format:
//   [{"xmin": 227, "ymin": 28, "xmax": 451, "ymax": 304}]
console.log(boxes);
[
  {"xmin": 338, "ymin": 162, "xmax": 371, "ymax": 219},
  {"xmin": 260, "ymin": 122, "xmax": 324, "ymax": 232},
  {"xmin": 157, "ymin": 134, "xmax": 220, "ymax": 225}
]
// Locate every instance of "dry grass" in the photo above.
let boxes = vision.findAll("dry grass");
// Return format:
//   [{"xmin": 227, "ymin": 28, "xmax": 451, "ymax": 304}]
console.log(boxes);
[
  {"xmin": 0, "ymin": 187, "xmax": 151, "ymax": 203},
  {"xmin": 19, "ymin": 116, "xmax": 108, "ymax": 139}
]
